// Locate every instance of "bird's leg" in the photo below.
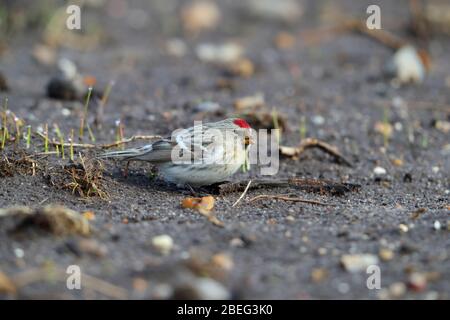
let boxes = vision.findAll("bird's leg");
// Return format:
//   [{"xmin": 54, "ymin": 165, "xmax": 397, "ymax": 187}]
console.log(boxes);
[
  {"xmin": 185, "ymin": 184, "xmax": 211, "ymax": 197},
  {"xmin": 186, "ymin": 184, "xmax": 198, "ymax": 196},
  {"xmin": 122, "ymin": 161, "xmax": 131, "ymax": 178}
]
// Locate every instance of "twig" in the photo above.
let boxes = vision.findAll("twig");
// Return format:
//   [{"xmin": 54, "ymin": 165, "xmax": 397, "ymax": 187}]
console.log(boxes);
[
  {"xmin": 280, "ymin": 138, "xmax": 353, "ymax": 167},
  {"xmin": 300, "ymin": 19, "xmax": 407, "ymax": 50},
  {"xmin": 232, "ymin": 180, "xmax": 252, "ymax": 207},
  {"xmin": 249, "ymin": 194, "xmax": 332, "ymax": 206},
  {"xmin": 344, "ymin": 20, "xmax": 407, "ymax": 50}
]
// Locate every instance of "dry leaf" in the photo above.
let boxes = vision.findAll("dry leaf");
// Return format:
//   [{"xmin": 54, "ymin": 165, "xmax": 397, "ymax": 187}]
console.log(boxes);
[{"xmin": 181, "ymin": 196, "xmax": 223, "ymax": 227}]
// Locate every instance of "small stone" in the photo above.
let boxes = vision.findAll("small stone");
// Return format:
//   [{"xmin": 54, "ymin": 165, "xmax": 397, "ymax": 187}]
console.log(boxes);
[
  {"xmin": 175, "ymin": 277, "xmax": 230, "ymax": 300},
  {"xmin": 311, "ymin": 268, "xmax": 328, "ymax": 283},
  {"xmin": 408, "ymin": 272, "xmax": 427, "ymax": 292},
  {"xmin": 391, "ymin": 158, "xmax": 404, "ymax": 167},
  {"xmin": 132, "ymin": 277, "xmax": 148, "ymax": 294},
  {"xmin": 274, "ymin": 32, "xmax": 296, "ymax": 49},
  {"xmin": 152, "ymin": 283, "xmax": 173, "ymax": 299},
  {"xmin": 373, "ymin": 166, "xmax": 387, "ymax": 176},
  {"xmin": 385, "ymin": 45, "xmax": 427, "ymax": 84},
  {"xmin": 340, "ymin": 254, "xmax": 379, "ymax": 273},
  {"xmin": 229, "ymin": 237, "xmax": 245, "ymax": 247},
  {"xmin": 394, "ymin": 122, "xmax": 403, "ymax": 131},
  {"xmin": 286, "ymin": 215, "xmax": 295, "ymax": 222},
  {"xmin": 432, "ymin": 166, "xmax": 439, "ymax": 174},
  {"xmin": 194, "ymin": 101, "xmax": 221, "ymax": 113},
  {"xmin": 318, "ymin": 247, "xmax": 327, "ymax": 256},
  {"xmin": 14, "ymin": 248, "xmax": 24, "ymax": 258},
  {"xmin": 337, "ymin": 282, "xmax": 350, "ymax": 294},
  {"xmin": 389, "ymin": 282, "xmax": 406, "ymax": 298},
  {"xmin": 61, "ymin": 108, "xmax": 71, "ymax": 117},
  {"xmin": 247, "ymin": 0, "xmax": 303, "ymax": 23},
  {"xmin": 399, "ymin": 224, "xmax": 409, "ymax": 233},
  {"xmin": 379, "ymin": 248, "xmax": 394, "ymax": 261},
  {"xmin": 32, "ymin": 44, "xmax": 56, "ymax": 66},
  {"xmin": 433, "ymin": 220, "xmax": 441, "ymax": 230},
  {"xmin": 181, "ymin": 0, "xmax": 221, "ymax": 33},
  {"xmin": 227, "ymin": 58, "xmax": 254, "ymax": 78},
  {"xmin": 312, "ymin": 115, "xmax": 325, "ymax": 126},
  {"xmin": 211, "ymin": 253, "xmax": 234, "ymax": 271},
  {"xmin": 233, "ymin": 93, "xmax": 265, "ymax": 111},
  {"xmin": 78, "ymin": 239, "xmax": 108, "ymax": 257},
  {"xmin": 196, "ymin": 42, "xmax": 243, "ymax": 64},
  {"xmin": 152, "ymin": 234, "xmax": 174, "ymax": 256},
  {"xmin": 377, "ymin": 288, "xmax": 390, "ymax": 300},
  {"xmin": 166, "ymin": 38, "xmax": 187, "ymax": 57}
]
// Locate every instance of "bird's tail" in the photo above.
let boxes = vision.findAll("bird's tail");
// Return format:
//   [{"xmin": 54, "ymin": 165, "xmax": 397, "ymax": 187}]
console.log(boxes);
[{"xmin": 98, "ymin": 145, "xmax": 153, "ymax": 161}]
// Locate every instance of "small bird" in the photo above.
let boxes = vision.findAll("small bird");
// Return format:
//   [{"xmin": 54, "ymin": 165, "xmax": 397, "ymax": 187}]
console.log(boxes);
[{"xmin": 100, "ymin": 118, "xmax": 253, "ymax": 187}]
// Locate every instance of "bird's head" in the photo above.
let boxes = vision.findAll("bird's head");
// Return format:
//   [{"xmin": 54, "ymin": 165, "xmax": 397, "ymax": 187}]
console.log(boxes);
[{"xmin": 230, "ymin": 118, "xmax": 253, "ymax": 146}]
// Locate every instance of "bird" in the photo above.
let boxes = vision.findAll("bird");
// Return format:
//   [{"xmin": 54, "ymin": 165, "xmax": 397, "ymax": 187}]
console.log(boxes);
[{"xmin": 99, "ymin": 118, "xmax": 253, "ymax": 187}]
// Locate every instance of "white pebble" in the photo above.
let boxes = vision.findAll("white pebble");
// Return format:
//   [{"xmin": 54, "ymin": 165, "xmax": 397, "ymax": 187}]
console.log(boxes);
[
  {"xmin": 433, "ymin": 221, "xmax": 441, "ymax": 230},
  {"xmin": 14, "ymin": 248, "xmax": 24, "ymax": 258},
  {"xmin": 373, "ymin": 166, "xmax": 387, "ymax": 176},
  {"xmin": 152, "ymin": 234, "xmax": 174, "ymax": 255}
]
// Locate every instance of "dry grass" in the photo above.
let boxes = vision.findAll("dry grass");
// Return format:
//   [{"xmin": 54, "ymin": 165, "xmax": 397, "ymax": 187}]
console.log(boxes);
[{"xmin": 47, "ymin": 154, "xmax": 108, "ymax": 199}]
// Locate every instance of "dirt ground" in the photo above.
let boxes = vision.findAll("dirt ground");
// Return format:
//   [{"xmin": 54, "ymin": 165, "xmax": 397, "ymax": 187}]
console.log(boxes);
[{"xmin": 0, "ymin": 0, "xmax": 449, "ymax": 299}]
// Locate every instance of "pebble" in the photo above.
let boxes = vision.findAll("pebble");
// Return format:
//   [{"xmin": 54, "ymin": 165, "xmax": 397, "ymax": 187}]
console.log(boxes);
[
  {"xmin": 386, "ymin": 45, "xmax": 427, "ymax": 84},
  {"xmin": 181, "ymin": 0, "xmax": 221, "ymax": 33},
  {"xmin": 379, "ymin": 248, "xmax": 394, "ymax": 261},
  {"xmin": 337, "ymin": 282, "xmax": 350, "ymax": 294},
  {"xmin": 32, "ymin": 44, "xmax": 56, "ymax": 66},
  {"xmin": 398, "ymin": 224, "xmax": 409, "ymax": 233},
  {"xmin": 166, "ymin": 38, "xmax": 188, "ymax": 57},
  {"xmin": 152, "ymin": 234, "xmax": 174, "ymax": 256},
  {"xmin": 285, "ymin": 215, "xmax": 295, "ymax": 222},
  {"xmin": 175, "ymin": 278, "xmax": 230, "ymax": 300},
  {"xmin": 247, "ymin": 0, "xmax": 303, "ymax": 23},
  {"xmin": 433, "ymin": 220, "xmax": 441, "ymax": 230},
  {"xmin": 389, "ymin": 282, "xmax": 406, "ymax": 298},
  {"xmin": 229, "ymin": 237, "xmax": 245, "ymax": 247},
  {"xmin": 196, "ymin": 42, "xmax": 243, "ymax": 64},
  {"xmin": 211, "ymin": 253, "xmax": 234, "ymax": 271},
  {"xmin": 194, "ymin": 101, "xmax": 221, "ymax": 113},
  {"xmin": 311, "ymin": 268, "xmax": 328, "ymax": 283},
  {"xmin": 340, "ymin": 254, "xmax": 379, "ymax": 273},
  {"xmin": 408, "ymin": 272, "xmax": 427, "ymax": 292},
  {"xmin": 61, "ymin": 108, "xmax": 71, "ymax": 117},
  {"xmin": 78, "ymin": 239, "xmax": 108, "ymax": 257},
  {"xmin": 312, "ymin": 115, "xmax": 325, "ymax": 126},
  {"xmin": 373, "ymin": 166, "xmax": 387, "ymax": 176},
  {"xmin": 153, "ymin": 283, "xmax": 173, "ymax": 299},
  {"xmin": 14, "ymin": 248, "xmax": 25, "ymax": 259}
]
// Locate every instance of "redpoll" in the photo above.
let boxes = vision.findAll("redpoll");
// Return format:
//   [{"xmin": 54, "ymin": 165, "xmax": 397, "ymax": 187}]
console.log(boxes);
[{"xmin": 100, "ymin": 118, "xmax": 253, "ymax": 186}]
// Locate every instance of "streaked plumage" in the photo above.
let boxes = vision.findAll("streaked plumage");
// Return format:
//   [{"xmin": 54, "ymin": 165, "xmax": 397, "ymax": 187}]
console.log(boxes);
[{"xmin": 100, "ymin": 118, "xmax": 252, "ymax": 186}]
